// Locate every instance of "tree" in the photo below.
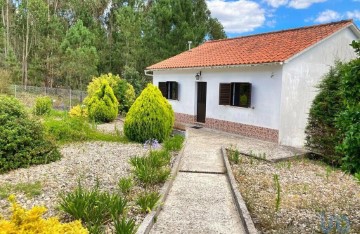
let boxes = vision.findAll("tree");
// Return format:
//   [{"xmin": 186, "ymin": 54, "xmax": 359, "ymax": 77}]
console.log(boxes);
[
  {"xmin": 305, "ymin": 62, "xmax": 346, "ymax": 165},
  {"xmin": 335, "ymin": 40, "xmax": 360, "ymax": 173},
  {"xmin": 60, "ymin": 20, "xmax": 99, "ymax": 89}
]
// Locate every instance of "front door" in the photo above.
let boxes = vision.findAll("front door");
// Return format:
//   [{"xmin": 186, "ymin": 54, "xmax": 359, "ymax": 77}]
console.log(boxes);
[{"xmin": 196, "ymin": 82, "xmax": 207, "ymax": 123}]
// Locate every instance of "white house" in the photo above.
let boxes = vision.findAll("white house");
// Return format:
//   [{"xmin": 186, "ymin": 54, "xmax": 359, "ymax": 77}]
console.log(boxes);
[{"xmin": 146, "ymin": 20, "xmax": 360, "ymax": 148}]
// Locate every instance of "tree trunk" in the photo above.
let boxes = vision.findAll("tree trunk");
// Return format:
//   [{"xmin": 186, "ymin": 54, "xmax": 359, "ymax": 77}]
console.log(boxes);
[
  {"xmin": 1, "ymin": 6, "xmax": 6, "ymax": 58},
  {"xmin": 24, "ymin": 0, "xmax": 30, "ymax": 88},
  {"xmin": 5, "ymin": 0, "xmax": 9, "ymax": 58}
]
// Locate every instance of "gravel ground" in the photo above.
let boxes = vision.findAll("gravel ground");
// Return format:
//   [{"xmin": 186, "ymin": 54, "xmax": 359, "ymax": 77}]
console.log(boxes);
[
  {"xmin": 230, "ymin": 154, "xmax": 360, "ymax": 233},
  {"xmin": 0, "ymin": 141, "xmax": 146, "ymax": 219}
]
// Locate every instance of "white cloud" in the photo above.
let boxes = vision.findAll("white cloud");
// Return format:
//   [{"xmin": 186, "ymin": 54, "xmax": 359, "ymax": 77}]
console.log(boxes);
[
  {"xmin": 314, "ymin": 9, "xmax": 341, "ymax": 23},
  {"xmin": 264, "ymin": 0, "xmax": 288, "ymax": 8},
  {"xmin": 346, "ymin": 10, "xmax": 360, "ymax": 21},
  {"xmin": 206, "ymin": 0, "xmax": 265, "ymax": 34},
  {"xmin": 288, "ymin": 0, "xmax": 327, "ymax": 9}
]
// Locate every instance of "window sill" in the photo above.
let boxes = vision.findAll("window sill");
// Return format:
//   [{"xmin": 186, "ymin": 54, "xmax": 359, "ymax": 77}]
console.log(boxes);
[{"xmin": 220, "ymin": 105, "xmax": 254, "ymax": 109}]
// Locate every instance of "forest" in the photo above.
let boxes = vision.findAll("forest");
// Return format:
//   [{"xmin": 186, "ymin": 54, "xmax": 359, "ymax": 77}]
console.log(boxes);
[{"xmin": 0, "ymin": 0, "xmax": 226, "ymax": 93}]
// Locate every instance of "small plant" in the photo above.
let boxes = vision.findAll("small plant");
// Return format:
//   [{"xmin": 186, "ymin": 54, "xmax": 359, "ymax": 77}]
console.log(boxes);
[
  {"xmin": 136, "ymin": 191, "xmax": 161, "ymax": 214},
  {"xmin": 34, "ymin": 96, "xmax": 53, "ymax": 115},
  {"xmin": 354, "ymin": 172, "xmax": 360, "ymax": 183},
  {"xmin": 163, "ymin": 135, "xmax": 185, "ymax": 151},
  {"xmin": 228, "ymin": 146, "xmax": 240, "ymax": 164},
  {"xmin": 130, "ymin": 156, "xmax": 171, "ymax": 186},
  {"xmin": 118, "ymin": 177, "xmax": 133, "ymax": 195},
  {"xmin": 114, "ymin": 216, "xmax": 137, "ymax": 234},
  {"xmin": 320, "ymin": 212, "xmax": 350, "ymax": 234},
  {"xmin": 59, "ymin": 182, "xmax": 127, "ymax": 231},
  {"xmin": 0, "ymin": 195, "xmax": 88, "ymax": 233},
  {"xmin": 273, "ymin": 174, "xmax": 281, "ymax": 212},
  {"xmin": 0, "ymin": 181, "xmax": 42, "ymax": 199},
  {"xmin": 69, "ymin": 104, "xmax": 88, "ymax": 118}
]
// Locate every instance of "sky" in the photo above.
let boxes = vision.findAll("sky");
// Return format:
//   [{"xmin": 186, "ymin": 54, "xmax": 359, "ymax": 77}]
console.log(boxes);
[{"xmin": 206, "ymin": 0, "xmax": 360, "ymax": 37}]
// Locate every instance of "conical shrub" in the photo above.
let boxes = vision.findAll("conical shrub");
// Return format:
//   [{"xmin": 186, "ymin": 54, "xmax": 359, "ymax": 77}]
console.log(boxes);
[{"xmin": 124, "ymin": 84, "xmax": 174, "ymax": 143}]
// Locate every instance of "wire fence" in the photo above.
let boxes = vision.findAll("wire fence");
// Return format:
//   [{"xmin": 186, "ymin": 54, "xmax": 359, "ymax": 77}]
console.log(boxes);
[{"xmin": 9, "ymin": 85, "xmax": 87, "ymax": 110}]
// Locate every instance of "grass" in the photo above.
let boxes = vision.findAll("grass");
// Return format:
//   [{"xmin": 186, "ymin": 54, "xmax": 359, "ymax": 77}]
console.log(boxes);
[
  {"xmin": 118, "ymin": 177, "xmax": 134, "ymax": 195},
  {"xmin": 43, "ymin": 113, "xmax": 127, "ymax": 144},
  {"xmin": 163, "ymin": 135, "xmax": 185, "ymax": 151},
  {"xmin": 136, "ymin": 191, "xmax": 161, "ymax": 214},
  {"xmin": 113, "ymin": 217, "xmax": 137, "ymax": 234},
  {"xmin": 59, "ymin": 182, "xmax": 127, "ymax": 231},
  {"xmin": 0, "ymin": 181, "xmax": 42, "ymax": 199},
  {"xmin": 130, "ymin": 150, "xmax": 171, "ymax": 186}
]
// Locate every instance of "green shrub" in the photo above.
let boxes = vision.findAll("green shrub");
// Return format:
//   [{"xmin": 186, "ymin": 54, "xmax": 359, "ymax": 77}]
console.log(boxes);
[
  {"xmin": 69, "ymin": 104, "xmax": 88, "ymax": 118},
  {"xmin": 305, "ymin": 62, "xmax": 346, "ymax": 165},
  {"xmin": 0, "ymin": 95, "xmax": 61, "ymax": 173},
  {"xmin": 59, "ymin": 182, "xmax": 127, "ymax": 231},
  {"xmin": 34, "ymin": 96, "xmax": 53, "ymax": 116},
  {"xmin": 114, "ymin": 217, "xmax": 137, "ymax": 234},
  {"xmin": 118, "ymin": 177, "xmax": 134, "ymax": 196},
  {"xmin": 124, "ymin": 84, "xmax": 174, "ymax": 143},
  {"xmin": 130, "ymin": 150, "xmax": 171, "ymax": 186},
  {"xmin": 85, "ymin": 79, "xmax": 119, "ymax": 123},
  {"xmin": 335, "ymin": 44, "xmax": 360, "ymax": 173},
  {"xmin": 163, "ymin": 135, "xmax": 185, "ymax": 151},
  {"xmin": 115, "ymin": 79, "xmax": 136, "ymax": 114},
  {"xmin": 87, "ymin": 73, "xmax": 136, "ymax": 114},
  {"xmin": 136, "ymin": 191, "xmax": 161, "ymax": 214}
]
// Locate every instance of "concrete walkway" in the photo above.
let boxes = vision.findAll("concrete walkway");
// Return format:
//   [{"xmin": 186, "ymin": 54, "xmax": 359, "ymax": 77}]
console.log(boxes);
[{"xmin": 150, "ymin": 127, "xmax": 304, "ymax": 233}]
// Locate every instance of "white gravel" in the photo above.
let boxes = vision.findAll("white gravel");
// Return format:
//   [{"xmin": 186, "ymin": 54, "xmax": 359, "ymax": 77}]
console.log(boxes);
[
  {"xmin": 230, "ymin": 154, "xmax": 360, "ymax": 233},
  {"xmin": 0, "ymin": 141, "xmax": 146, "ymax": 218}
]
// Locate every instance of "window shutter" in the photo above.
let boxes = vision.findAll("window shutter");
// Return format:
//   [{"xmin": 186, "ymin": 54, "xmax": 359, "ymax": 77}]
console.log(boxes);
[
  {"xmin": 159, "ymin": 82, "xmax": 167, "ymax": 98},
  {"xmin": 219, "ymin": 83, "xmax": 231, "ymax": 105},
  {"xmin": 173, "ymin": 82, "xmax": 178, "ymax": 100}
]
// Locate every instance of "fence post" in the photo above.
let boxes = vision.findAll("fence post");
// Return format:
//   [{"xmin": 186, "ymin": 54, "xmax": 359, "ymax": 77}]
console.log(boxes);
[{"xmin": 69, "ymin": 89, "xmax": 72, "ymax": 110}]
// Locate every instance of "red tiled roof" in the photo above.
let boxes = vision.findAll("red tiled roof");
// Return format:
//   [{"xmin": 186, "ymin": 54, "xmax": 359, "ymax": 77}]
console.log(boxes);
[{"xmin": 147, "ymin": 20, "xmax": 354, "ymax": 70}]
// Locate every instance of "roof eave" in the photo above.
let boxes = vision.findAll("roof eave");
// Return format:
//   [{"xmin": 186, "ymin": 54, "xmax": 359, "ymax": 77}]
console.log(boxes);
[{"xmin": 146, "ymin": 62, "xmax": 284, "ymax": 72}]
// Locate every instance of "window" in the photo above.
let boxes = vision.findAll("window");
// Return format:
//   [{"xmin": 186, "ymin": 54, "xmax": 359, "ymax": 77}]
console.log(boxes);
[
  {"xmin": 219, "ymin": 82, "xmax": 252, "ymax": 108},
  {"xmin": 159, "ymin": 81, "xmax": 178, "ymax": 100}
]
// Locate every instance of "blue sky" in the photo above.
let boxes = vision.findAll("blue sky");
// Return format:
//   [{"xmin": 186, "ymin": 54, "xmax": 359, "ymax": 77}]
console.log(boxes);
[{"xmin": 206, "ymin": 0, "xmax": 360, "ymax": 37}]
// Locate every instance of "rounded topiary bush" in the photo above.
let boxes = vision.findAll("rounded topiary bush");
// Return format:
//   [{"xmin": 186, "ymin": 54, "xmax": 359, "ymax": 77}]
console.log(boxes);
[
  {"xmin": 34, "ymin": 96, "xmax": 53, "ymax": 116},
  {"xmin": 85, "ymin": 80, "xmax": 119, "ymax": 123},
  {"xmin": 0, "ymin": 95, "xmax": 60, "ymax": 173},
  {"xmin": 124, "ymin": 84, "xmax": 174, "ymax": 143}
]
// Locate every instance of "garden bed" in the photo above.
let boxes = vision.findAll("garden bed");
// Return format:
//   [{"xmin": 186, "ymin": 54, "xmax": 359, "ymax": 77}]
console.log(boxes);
[
  {"xmin": 227, "ymin": 151, "xmax": 360, "ymax": 233},
  {"xmin": 0, "ymin": 121, "xmax": 184, "ymax": 233}
]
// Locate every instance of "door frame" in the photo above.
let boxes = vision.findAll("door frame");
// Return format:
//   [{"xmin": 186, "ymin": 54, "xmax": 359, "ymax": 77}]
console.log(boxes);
[{"xmin": 196, "ymin": 82, "xmax": 207, "ymax": 123}]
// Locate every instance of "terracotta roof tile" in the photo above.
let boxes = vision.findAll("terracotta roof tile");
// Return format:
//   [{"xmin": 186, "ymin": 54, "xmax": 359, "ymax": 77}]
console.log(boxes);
[{"xmin": 147, "ymin": 20, "xmax": 354, "ymax": 70}]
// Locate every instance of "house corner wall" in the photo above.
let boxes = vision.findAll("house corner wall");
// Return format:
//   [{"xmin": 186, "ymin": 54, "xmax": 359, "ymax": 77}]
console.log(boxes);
[{"xmin": 279, "ymin": 27, "xmax": 359, "ymax": 147}]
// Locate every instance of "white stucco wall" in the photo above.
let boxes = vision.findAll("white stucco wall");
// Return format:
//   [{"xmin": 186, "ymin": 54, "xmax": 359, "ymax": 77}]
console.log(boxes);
[
  {"xmin": 280, "ymin": 27, "xmax": 359, "ymax": 147},
  {"xmin": 153, "ymin": 64, "xmax": 283, "ymax": 130}
]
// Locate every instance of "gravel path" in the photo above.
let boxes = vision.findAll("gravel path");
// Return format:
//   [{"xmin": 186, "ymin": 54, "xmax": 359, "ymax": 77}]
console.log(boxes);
[{"xmin": 0, "ymin": 140, "xmax": 145, "ymax": 218}]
